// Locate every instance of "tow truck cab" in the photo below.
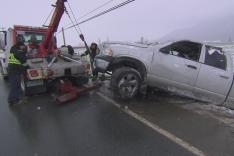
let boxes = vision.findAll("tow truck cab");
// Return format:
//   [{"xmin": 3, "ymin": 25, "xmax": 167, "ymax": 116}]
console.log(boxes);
[{"xmin": 0, "ymin": 25, "xmax": 48, "ymax": 79}]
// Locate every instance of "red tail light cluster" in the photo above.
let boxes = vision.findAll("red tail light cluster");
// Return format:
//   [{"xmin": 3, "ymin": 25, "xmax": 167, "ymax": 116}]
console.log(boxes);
[{"xmin": 29, "ymin": 69, "xmax": 39, "ymax": 77}]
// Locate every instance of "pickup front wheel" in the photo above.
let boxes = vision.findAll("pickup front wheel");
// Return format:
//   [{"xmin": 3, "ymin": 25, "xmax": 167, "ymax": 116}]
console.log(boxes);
[{"xmin": 111, "ymin": 67, "xmax": 141, "ymax": 100}]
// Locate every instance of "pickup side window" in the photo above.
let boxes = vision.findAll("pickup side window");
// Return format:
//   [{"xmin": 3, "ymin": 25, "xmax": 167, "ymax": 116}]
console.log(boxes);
[
  {"xmin": 160, "ymin": 41, "xmax": 202, "ymax": 62},
  {"xmin": 204, "ymin": 46, "xmax": 226, "ymax": 70}
]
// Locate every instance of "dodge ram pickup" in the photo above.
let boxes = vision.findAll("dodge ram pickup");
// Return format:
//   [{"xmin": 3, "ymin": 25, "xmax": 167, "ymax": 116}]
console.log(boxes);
[{"xmin": 94, "ymin": 40, "xmax": 234, "ymax": 109}]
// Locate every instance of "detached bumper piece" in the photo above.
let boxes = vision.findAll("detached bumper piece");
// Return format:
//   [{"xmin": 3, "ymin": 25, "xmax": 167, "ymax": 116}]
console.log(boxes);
[{"xmin": 55, "ymin": 80, "xmax": 101, "ymax": 104}]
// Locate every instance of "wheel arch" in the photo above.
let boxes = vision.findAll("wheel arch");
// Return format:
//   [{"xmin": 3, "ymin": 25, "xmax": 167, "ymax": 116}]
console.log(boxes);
[{"xmin": 110, "ymin": 57, "xmax": 147, "ymax": 80}]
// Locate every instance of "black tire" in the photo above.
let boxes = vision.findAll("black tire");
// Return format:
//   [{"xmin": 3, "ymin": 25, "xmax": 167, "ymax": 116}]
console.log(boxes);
[
  {"xmin": 111, "ymin": 67, "xmax": 141, "ymax": 100},
  {"xmin": 3, "ymin": 75, "xmax": 8, "ymax": 80},
  {"xmin": 67, "ymin": 45, "xmax": 74, "ymax": 56}
]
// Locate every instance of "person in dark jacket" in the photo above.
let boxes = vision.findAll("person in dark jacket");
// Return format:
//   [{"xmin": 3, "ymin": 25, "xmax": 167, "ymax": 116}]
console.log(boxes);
[
  {"xmin": 81, "ymin": 42, "xmax": 99, "ymax": 79},
  {"xmin": 8, "ymin": 41, "xmax": 27, "ymax": 107}
]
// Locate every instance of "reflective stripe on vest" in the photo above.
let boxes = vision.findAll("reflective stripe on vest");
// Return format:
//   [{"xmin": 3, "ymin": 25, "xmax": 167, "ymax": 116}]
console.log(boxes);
[{"xmin": 8, "ymin": 53, "xmax": 21, "ymax": 65}]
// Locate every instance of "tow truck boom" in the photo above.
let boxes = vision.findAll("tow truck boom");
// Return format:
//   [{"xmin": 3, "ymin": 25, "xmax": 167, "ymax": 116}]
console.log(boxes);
[{"xmin": 40, "ymin": 0, "xmax": 67, "ymax": 57}]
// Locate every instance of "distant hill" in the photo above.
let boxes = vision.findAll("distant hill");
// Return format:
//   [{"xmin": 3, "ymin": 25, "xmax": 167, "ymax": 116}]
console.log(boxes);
[{"xmin": 160, "ymin": 15, "xmax": 234, "ymax": 42}]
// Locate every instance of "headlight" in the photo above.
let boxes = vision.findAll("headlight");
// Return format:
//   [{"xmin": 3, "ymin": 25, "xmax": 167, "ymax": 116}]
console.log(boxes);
[{"xmin": 104, "ymin": 48, "xmax": 113, "ymax": 56}]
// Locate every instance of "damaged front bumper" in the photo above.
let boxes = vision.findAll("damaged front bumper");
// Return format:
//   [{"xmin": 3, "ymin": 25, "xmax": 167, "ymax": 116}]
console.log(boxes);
[{"xmin": 94, "ymin": 55, "xmax": 113, "ymax": 73}]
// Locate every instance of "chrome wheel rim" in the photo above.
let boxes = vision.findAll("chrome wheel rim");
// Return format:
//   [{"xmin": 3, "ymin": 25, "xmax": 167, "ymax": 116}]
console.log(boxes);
[{"xmin": 118, "ymin": 73, "xmax": 138, "ymax": 98}]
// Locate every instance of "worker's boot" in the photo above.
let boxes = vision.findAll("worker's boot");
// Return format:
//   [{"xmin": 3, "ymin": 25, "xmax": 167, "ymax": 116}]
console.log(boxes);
[
  {"xmin": 9, "ymin": 102, "xmax": 17, "ymax": 108},
  {"xmin": 16, "ymin": 97, "xmax": 28, "ymax": 106},
  {"xmin": 8, "ymin": 98, "xmax": 19, "ymax": 108}
]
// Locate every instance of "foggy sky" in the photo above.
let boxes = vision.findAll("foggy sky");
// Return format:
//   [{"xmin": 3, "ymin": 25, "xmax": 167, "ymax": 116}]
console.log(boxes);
[{"xmin": 1, "ymin": 0, "xmax": 234, "ymax": 46}]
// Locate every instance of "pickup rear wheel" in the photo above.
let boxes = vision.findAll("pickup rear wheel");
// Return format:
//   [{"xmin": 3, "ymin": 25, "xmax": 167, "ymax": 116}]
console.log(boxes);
[{"xmin": 111, "ymin": 67, "xmax": 141, "ymax": 100}]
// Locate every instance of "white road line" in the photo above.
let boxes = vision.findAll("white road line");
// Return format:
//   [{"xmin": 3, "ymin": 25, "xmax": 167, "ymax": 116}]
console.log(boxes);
[{"xmin": 97, "ymin": 92, "xmax": 207, "ymax": 156}]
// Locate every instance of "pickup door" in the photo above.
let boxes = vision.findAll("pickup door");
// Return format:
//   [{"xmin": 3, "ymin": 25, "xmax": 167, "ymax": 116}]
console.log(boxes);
[
  {"xmin": 149, "ymin": 41, "xmax": 233, "ymax": 104},
  {"xmin": 194, "ymin": 45, "xmax": 233, "ymax": 104},
  {"xmin": 149, "ymin": 41, "xmax": 202, "ymax": 98}
]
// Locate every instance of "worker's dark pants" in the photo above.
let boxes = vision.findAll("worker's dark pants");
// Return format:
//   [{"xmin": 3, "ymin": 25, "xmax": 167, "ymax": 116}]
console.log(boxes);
[
  {"xmin": 8, "ymin": 72, "xmax": 23, "ymax": 104},
  {"xmin": 93, "ymin": 69, "xmax": 98, "ymax": 77},
  {"xmin": 91, "ymin": 61, "xmax": 98, "ymax": 77}
]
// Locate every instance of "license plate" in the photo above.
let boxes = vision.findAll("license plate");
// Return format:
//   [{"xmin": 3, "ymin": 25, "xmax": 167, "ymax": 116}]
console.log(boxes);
[{"xmin": 26, "ymin": 80, "xmax": 44, "ymax": 87}]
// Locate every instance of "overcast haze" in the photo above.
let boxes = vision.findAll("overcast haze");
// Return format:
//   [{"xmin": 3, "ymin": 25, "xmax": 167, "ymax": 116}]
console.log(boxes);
[{"xmin": 1, "ymin": 0, "xmax": 234, "ymax": 46}]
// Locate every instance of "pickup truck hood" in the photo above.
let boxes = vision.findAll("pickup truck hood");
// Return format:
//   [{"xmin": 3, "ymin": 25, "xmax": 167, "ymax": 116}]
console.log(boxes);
[{"xmin": 101, "ymin": 41, "xmax": 155, "ymax": 69}]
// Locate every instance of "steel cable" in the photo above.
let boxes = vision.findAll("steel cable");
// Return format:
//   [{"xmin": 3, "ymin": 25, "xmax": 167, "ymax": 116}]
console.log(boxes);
[
  {"xmin": 63, "ymin": 0, "xmax": 115, "ymax": 28},
  {"xmin": 59, "ymin": 0, "xmax": 135, "ymax": 33},
  {"xmin": 42, "ymin": 7, "xmax": 55, "ymax": 27},
  {"xmin": 66, "ymin": 1, "xmax": 82, "ymax": 34}
]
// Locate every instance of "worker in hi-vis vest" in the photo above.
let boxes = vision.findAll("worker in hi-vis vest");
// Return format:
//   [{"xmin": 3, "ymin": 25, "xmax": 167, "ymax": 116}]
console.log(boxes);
[{"xmin": 8, "ymin": 38, "xmax": 27, "ymax": 107}]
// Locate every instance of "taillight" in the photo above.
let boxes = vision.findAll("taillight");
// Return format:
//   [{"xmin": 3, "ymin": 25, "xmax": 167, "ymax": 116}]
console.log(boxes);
[{"xmin": 29, "ymin": 70, "xmax": 39, "ymax": 77}]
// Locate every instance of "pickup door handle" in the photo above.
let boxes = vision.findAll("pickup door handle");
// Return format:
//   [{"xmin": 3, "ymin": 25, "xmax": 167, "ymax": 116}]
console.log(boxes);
[
  {"xmin": 219, "ymin": 75, "xmax": 229, "ymax": 79},
  {"xmin": 186, "ymin": 65, "xmax": 197, "ymax": 70}
]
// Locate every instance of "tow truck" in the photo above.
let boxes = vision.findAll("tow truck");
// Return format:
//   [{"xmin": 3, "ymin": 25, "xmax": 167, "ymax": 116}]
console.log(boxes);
[{"xmin": 0, "ymin": 0, "xmax": 98, "ymax": 103}]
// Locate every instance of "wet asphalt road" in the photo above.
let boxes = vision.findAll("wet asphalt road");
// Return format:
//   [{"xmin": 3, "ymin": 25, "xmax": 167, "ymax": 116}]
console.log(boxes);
[
  {"xmin": 99, "ymin": 81, "xmax": 234, "ymax": 156},
  {"xmin": 0, "ymin": 79, "xmax": 195, "ymax": 156}
]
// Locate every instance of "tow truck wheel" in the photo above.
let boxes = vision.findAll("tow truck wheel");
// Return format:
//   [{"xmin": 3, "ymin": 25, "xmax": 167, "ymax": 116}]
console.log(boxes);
[
  {"xmin": 21, "ymin": 79, "xmax": 47, "ymax": 96},
  {"xmin": 111, "ymin": 67, "xmax": 141, "ymax": 100},
  {"xmin": 3, "ymin": 76, "xmax": 8, "ymax": 80}
]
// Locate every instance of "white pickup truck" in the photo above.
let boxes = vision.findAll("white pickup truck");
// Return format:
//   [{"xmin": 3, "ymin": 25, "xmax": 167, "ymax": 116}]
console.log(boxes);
[{"xmin": 94, "ymin": 40, "xmax": 234, "ymax": 109}]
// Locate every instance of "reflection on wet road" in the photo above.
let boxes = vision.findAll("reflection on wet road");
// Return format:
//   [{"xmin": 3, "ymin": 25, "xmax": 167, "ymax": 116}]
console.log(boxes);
[{"xmin": 0, "ymin": 79, "xmax": 194, "ymax": 156}]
